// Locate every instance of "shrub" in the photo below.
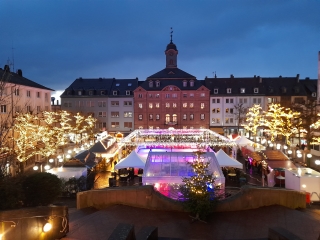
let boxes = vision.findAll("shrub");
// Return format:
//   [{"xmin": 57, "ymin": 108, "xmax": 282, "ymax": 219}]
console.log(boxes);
[
  {"xmin": 23, "ymin": 172, "xmax": 62, "ymax": 207},
  {"xmin": 61, "ymin": 176, "xmax": 87, "ymax": 197},
  {"xmin": 0, "ymin": 175, "xmax": 25, "ymax": 210}
]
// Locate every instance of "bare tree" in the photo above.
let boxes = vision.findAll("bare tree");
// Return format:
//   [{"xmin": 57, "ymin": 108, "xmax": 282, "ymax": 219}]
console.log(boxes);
[
  {"xmin": 233, "ymin": 103, "xmax": 247, "ymax": 133},
  {"xmin": 0, "ymin": 67, "xmax": 18, "ymax": 177}
]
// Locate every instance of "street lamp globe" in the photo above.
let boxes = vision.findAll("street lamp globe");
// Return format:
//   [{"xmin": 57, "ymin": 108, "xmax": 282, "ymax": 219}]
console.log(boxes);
[
  {"xmin": 283, "ymin": 146, "xmax": 288, "ymax": 150},
  {"xmin": 315, "ymin": 160, "xmax": 320, "ymax": 165},
  {"xmin": 44, "ymin": 165, "xmax": 50, "ymax": 170},
  {"xmin": 297, "ymin": 153, "xmax": 302, "ymax": 158},
  {"xmin": 307, "ymin": 153, "xmax": 312, "ymax": 158},
  {"xmin": 287, "ymin": 150, "xmax": 292, "ymax": 154},
  {"xmin": 49, "ymin": 158, "xmax": 54, "ymax": 163},
  {"xmin": 33, "ymin": 166, "xmax": 39, "ymax": 171}
]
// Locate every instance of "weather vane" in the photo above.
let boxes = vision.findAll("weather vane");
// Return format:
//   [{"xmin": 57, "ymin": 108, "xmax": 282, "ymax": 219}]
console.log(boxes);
[{"xmin": 170, "ymin": 27, "xmax": 173, "ymax": 43}]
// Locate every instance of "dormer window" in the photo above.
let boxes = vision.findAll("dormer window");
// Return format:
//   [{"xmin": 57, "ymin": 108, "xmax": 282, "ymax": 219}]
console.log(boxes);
[
  {"xmin": 240, "ymin": 88, "xmax": 245, "ymax": 93},
  {"xmin": 269, "ymin": 87, "xmax": 274, "ymax": 93},
  {"xmin": 254, "ymin": 88, "xmax": 259, "ymax": 94},
  {"xmin": 78, "ymin": 90, "xmax": 82, "ymax": 96},
  {"xmin": 227, "ymin": 88, "xmax": 232, "ymax": 94},
  {"xmin": 190, "ymin": 80, "xmax": 194, "ymax": 87},
  {"xmin": 281, "ymin": 87, "xmax": 286, "ymax": 93},
  {"xmin": 88, "ymin": 90, "xmax": 93, "ymax": 96},
  {"xmin": 126, "ymin": 90, "xmax": 130, "ymax": 95},
  {"xmin": 183, "ymin": 80, "xmax": 187, "ymax": 87},
  {"xmin": 312, "ymin": 92, "xmax": 317, "ymax": 97},
  {"xmin": 213, "ymin": 88, "xmax": 218, "ymax": 94},
  {"xmin": 116, "ymin": 83, "xmax": 120, "ymax": 87},
  {"xmin": 128, "ymin": 83, "xmax": 132, "ymax": 86},
  {"xmin": 101, "ymin": 90, "xmax": 105, "ymax": 95},
  {"xmin": 155, "ymin": 81, "xmax": 160, "ymax": 87},
  {"xmin": 113, "ymin": 91, "xmax": 117, "ymax": 96},
  {"xmin": 149, "ymin": 81, "xmax": 153, "ymax": 88},
  {"xmin": 294, "ymin": 87, "xmax": 299, "ymax": 93}
]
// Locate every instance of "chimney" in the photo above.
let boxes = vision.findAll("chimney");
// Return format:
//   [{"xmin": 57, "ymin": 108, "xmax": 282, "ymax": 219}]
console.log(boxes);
[
  {"xmin": 230, "ymin": 74, "xmax": 234, "ymax": 78},
  {"xmin": 4, "ymin": 65, "xmax": 10, "ymax": 72},
  {"xmin": 259, "ymin": 76, "xmax": 262, "ymax": 83},
  {"xmin": 296, "ymin": 74, "xmax": 300, "ymax": 83},
  {"xmin": 17, "ymin": 69, "xmax": 22, "ymax": 77},
  {"xmin": 51, "ymin": 97, "xmax": 55, "ymax": 105},
  {"xmin": 57, "ymin": 100, "xmax": 59, "ymax": 105}
]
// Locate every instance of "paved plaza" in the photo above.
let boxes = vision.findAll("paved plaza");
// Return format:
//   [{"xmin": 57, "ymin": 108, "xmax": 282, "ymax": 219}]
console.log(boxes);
[{"xmin": 63, "ymin": 203, "xmax": 320, "ymax": 240}]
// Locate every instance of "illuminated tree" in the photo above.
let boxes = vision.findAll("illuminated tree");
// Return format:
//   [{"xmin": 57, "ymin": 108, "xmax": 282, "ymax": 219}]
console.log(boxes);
[
  {"xmin": 264, "ymin": 103, "xmax": 284, "ymax": 142},
  {"xmin": 243, "ymin": 104, "xmax": 264, "ymax": 137},
  {"xmin": 14, "ymin": 113, "xmax": 39, "ymax": 172},
  {"xmin": 84, "ymin": 114, "xmax": 97, "ymax": 143},
  {"xmin": 278, "ymin": 108, "xmax": 300, "ymax": 145},
  {"xmin": 180, "ymin": 150, "xmax": 218, "ymax": 221},
  {"xmin": 310, "ymin": 113, "xmax": 320, "ymax": 146},
  {"xmin": 44, "ymin": 110, "xmax": 72, "ymax": 150},
  {"xmin": 33, "ymin": 113, "xmax": 58, "ymax": 162}
]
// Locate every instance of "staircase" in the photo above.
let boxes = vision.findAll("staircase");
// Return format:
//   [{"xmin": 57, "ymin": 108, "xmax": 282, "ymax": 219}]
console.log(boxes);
[{"xmin": 262, "ymin": 150, "xmax": 289, "ymax": 161}]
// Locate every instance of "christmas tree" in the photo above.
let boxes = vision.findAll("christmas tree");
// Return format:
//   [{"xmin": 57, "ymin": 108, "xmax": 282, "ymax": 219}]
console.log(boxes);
[{"xmin": 180, "ymin": 150, "xmax": 218, "ymax": 222}]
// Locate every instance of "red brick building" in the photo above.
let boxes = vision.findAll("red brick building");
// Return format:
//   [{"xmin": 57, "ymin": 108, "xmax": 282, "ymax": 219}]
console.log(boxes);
[{"xmin": 134, "ymin": 39, "xmax": 210, "ymax": 130}]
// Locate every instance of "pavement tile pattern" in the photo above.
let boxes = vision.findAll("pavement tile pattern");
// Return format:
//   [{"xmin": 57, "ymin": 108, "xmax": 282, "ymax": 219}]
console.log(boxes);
[{"xmin": 63, "ymin": 204, "xmax": 320, "ymax": 240}]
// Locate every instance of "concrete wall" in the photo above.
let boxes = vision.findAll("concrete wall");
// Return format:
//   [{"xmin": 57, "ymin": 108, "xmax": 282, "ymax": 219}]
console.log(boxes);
[
  {"xmin": 0, "ymin": 206, "xmax": 68, "ymax": 240},
  {"xmin": 77, "ymin": 185, "xmax": 306, "ymax": 212}
]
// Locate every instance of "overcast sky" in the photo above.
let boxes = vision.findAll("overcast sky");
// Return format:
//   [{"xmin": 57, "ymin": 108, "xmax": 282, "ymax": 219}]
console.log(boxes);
[{"xmin": 1, "ymin": 0, "xmax": 320, "ymax": 100}]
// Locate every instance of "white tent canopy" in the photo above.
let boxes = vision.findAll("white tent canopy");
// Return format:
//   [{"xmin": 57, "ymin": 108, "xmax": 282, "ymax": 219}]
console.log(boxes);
[
  {"xmin": 114, "ymin": 150, "xmax": 146, "ymax": 170},
  {"xmin": 215, "ymin": 149, "xmax": 243, "ymax": 169},
  {"xmin": 235, "ymin": 136, "xmax": 254, "ymax": 146}
]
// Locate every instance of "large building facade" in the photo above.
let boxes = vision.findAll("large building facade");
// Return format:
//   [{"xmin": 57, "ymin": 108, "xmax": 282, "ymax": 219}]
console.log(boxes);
[
  {"xmin": 60, "ymin": 40, "xmax": 317, "ymax": 136},
  {"xmin": 133, "ymin": 40, "xmax": 210, "ymax": 130}
]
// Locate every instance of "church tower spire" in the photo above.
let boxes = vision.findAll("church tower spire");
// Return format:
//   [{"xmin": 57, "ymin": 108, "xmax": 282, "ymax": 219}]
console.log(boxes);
[{"xmin": 165, "ymin": 27, "xmax": 178, "ymax": 68}]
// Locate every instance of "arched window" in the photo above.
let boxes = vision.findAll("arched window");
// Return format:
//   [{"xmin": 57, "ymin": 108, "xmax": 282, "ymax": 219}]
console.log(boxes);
[
  {"xmin": 166, "ymin": 114, "xmax": 170, "ymax": 123},
  {"xmin": 172, "ymin": 114, "xmax": 177, "ymax": 123}
]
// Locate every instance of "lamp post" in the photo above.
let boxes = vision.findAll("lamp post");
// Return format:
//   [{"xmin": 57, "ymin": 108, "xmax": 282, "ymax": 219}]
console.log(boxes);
[
  {"xmin": 287, "ymin": 149, "xmax": 292, "ymax": 160},
  {"xmin": 306, "ymin": 153, "xmax": 312, "ymax": 167},
  {"xmin": 315, "ymin": 160, "xmax": 320, "ymax": 171}
]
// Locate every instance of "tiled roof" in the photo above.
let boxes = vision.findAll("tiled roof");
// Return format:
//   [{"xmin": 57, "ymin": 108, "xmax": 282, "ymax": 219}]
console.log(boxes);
[
  {"xmin": 60, "ymin": 78, "xmax": 138, "ymax": 97},
  {"xmin": 138, "ymin": 79, "xmax": 205, "ymax": 91},
  {"xmin": 204, "ymin": 76, "xmax": 315, "ymax": 96},
  {"xmin": 109, "ymin": 78, "xmax": 139, "ymax": 97},
  {"xmin": 147, "ymin": 67, "xmax": 196, "ymax": 79},
  {"xmin": 0, "ymin": 68, "xmax": 54, "ymax": 91}
]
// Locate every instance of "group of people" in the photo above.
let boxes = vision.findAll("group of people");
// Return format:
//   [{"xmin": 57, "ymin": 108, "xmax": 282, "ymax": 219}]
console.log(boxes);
[{"xmin": 244, "ymin": 156, "xmax": 269, "ymax": 177}]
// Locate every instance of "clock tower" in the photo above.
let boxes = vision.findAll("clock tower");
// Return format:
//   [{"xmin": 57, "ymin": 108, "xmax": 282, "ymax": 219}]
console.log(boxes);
[{"xmin": 165, "ymin": 30, "xmax": 178, "ymax": 68}]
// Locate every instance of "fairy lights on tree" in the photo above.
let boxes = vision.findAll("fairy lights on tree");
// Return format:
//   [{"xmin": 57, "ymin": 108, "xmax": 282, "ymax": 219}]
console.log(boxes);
[
  {"xmin": 243, "ymin": 104, "xmax": 264, "ymax": 137},
  {"xmin": 180, "ymin": 149, "xmax": 218, "ymax": 222},
  {"xmin": 14, "ymin": 113, "xmax": 39, "ymax": 172},
  {"xmin": 278, "ymin": 108, "xmax": 300, "ymax": 145},
  {"xmin": 264, "ymin": 103, "xmax": 284, "ymax": 142}
]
